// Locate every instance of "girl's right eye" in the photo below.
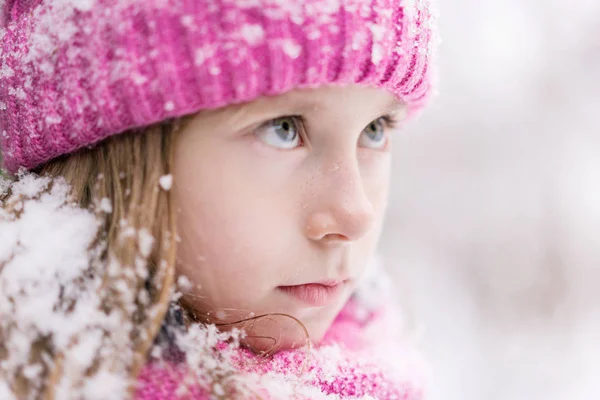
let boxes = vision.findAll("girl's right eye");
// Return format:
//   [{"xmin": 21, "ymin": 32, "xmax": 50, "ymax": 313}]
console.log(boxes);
[{"xmin": 255, "ymin": 117, "xmax": 303, "ymax": 149}]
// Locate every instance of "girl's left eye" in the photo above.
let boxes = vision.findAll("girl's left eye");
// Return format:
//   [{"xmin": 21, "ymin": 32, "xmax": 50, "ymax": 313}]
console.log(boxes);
[{"xmin": 358, "ymin": 118, "xmax": 389, "ymax": 149}]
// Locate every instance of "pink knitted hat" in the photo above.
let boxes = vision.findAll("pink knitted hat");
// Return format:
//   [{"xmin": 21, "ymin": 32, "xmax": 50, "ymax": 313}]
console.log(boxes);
[{"xmin": 0, "ymin": 0, "xmax": 436, "ymax": 173}]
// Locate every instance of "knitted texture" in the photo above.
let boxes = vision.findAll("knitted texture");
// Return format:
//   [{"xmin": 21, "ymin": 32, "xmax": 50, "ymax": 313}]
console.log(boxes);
[
  {"xmin": 135, "ymin": 297, "xmax": 430, "ymax": 399},
  {"xmin": 0, "ymin": 0, "xmax": 436, "ymax": 173}
]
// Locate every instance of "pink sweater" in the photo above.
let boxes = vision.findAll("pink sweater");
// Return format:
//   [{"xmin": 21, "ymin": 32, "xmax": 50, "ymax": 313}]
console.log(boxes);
[{"xmin": 136, "ymin": 296, "xmax": 429, "ymax": 399}]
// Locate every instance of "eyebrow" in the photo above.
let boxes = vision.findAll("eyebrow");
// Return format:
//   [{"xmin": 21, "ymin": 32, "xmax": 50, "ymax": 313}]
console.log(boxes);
[
  {"xmin": 383, "ymin": 97, "xmax": 405, "ymax": 115},
  {"xmin": 283, "ymin": 92, "xmax": 406, "ymax": 115},
  {"xmin": 244, "ymin": 90, "xmax": 407, "ymax": 125}
]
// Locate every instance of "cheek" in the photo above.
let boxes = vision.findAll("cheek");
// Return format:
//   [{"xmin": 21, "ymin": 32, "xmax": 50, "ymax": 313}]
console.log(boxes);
[
  {"xmin": 172, "ymin": 170, "xmax": 299, "ymax": 311},
  {"xmin": 360, "ymin": 152, "xmax": 392, "ymax": 212},
  {"xmin": 175, "ymin": 193, "xmax": 276, "ymax": 297},
  {"xmin": 354, "ymin": 154, "xmax": 391, "ymax": 259},
  {"xmin": 171, "ymin": 128, "xmax": 310, "ymax": 312}
]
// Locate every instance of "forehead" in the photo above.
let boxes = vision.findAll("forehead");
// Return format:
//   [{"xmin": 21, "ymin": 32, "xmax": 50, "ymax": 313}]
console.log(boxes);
[
  {"xmin": 254, "ymin": 85, "xmax": 404, "ymax": 116},
  {"xmin": 187, "ymin": 84, "xmax": 406, "ymax": 133}
]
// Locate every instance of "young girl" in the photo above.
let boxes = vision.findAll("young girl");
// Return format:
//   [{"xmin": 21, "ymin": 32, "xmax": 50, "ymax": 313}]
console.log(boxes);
[{"xmin": 0, "ymin": 0, "xmax": 436, "ymax": 398}]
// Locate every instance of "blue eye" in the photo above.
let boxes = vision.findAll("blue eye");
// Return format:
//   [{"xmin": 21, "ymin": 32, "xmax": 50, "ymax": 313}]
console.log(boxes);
[
  {"xmin": 359, "ymin": 118, "xmax": 387, "ymax": 149},
  {"xmin": 256, "ymin": 117, "xmax": 302, "ymax": 149}
]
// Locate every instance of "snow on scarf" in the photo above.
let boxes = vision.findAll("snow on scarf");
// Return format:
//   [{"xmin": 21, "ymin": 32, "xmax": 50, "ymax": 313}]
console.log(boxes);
[{"xmin": 136, "ymin": 262, "xmax": 429, "ymax": 399}]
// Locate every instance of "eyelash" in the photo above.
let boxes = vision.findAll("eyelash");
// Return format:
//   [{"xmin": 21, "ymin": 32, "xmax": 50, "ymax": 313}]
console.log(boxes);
[{"xmin": 378, "ymin": 114, "xmax": 402, "ymax": 130}]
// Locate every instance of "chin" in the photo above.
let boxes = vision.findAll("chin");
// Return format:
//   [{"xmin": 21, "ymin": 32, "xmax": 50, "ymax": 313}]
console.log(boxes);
[
  {"xmin": 241, "ymin": 319, "xmax": 333, "ymax": 353},
  {"xmin": 239, "ymin": 304, "xmax": 344, "ymax": 353}
]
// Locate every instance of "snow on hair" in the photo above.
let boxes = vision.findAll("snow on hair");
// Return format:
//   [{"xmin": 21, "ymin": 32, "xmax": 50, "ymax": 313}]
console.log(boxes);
[{"xmin": 0, "ymin": 121, "xmax": 178, "ymax": 399}]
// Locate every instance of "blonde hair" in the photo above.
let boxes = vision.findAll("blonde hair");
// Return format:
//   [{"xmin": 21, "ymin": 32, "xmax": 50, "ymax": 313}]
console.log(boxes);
[{"xmin": 1, "ymin": 121, "xmax": 180, "ymax": 399}]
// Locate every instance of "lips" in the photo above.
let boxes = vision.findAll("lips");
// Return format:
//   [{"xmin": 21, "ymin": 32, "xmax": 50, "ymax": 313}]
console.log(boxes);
[{"xmin": 277, "ymin": 280, "xmax": 347, "ymax": 307}]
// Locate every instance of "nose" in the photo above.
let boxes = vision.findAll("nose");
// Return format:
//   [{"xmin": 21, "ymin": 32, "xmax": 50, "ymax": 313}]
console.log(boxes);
[{"xmin": 304, "ymin": 160, "xmax": 376, "ymax": 244}]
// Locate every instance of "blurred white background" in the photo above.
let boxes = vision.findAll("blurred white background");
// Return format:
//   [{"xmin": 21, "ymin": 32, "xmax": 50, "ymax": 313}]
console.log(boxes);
[{"xmin": 380, "ymin": 0, "xmax": 600, "ymax": 399}]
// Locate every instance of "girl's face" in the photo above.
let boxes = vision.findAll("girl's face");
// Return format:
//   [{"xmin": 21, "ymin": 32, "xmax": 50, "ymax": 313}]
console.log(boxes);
[{"xmin": 173, "ymin": 85, "xmax": 404, "ymax": 350}]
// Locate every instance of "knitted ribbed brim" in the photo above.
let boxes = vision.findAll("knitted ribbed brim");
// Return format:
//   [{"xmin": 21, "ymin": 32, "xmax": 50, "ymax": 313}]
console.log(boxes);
[{"xmin": 0, "ymin": 0, "xmax": 436, "ymax": 173}]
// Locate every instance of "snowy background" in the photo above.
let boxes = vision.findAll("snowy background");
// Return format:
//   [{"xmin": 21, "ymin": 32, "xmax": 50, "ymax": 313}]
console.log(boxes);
[{"xmin": 380, "ymin": 0, "xmax": 600, "ymax": 399}]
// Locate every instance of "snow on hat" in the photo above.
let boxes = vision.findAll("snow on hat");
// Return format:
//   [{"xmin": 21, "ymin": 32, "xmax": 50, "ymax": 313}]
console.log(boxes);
[{"xmin": 0, "ymin": 0, "xmax": 436, "ymax": 173}]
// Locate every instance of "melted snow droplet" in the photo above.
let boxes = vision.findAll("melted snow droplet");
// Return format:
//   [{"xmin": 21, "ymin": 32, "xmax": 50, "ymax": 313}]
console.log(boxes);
[
  {"xmin": 180, "ymin": 15, "xmax": 194, "ymax": 28},
  {"xmin": 150, "ymin": 346, "xmax": 162, "ymax": 359},
  {"xmin": 8, "ymin": 87, "xmax": 26, "ymax": 100},
  {"xmin": 164, "ymin": 101, "xmax": 175, "ymax": 112},
  {"xmin": 99, "ymin": 198, "xmax": 112, "ymax": 213},
  {"xmin": 372, "ymin": 44, "xmax": 383, "ymax": 65},
  {"xmin": 370, "ymin": 24, "xmax": 385, "ymax": 41},
  {"xmin": 138, "ymin": 229, "xmax": 154, "ymax": 258},
  {"xmin": 138, "ymin": 288, "xmax": 150, "ymax": 304},
  {"xmin": 22, "ymin": 364, "xmax": 43, "ymax": 380},
  {"xmin": 39, "ymin": 62, "xmax": 55, "ymax": 74},
  {"xmin": 120, "ymin": 225, "xmax": 136, "ymax": 239},
  {"xmin": 0, "ymin": 64, "xmax": 14, "ymax": 78},
  {"xmin": 307, "ymin": 30, "xmax": 321, "ymax": 40},
  {"xmin": 209, "ymin": 66, "xmax": 221, "ymax": 75},
  {"xmin": 240, "ymin": 23, "xmax": 265, "ymax": 45},
  {"xmin": 45, "ymin": 115, "xmax": 62, "ymax": 125},
  {"xmin": 159, "ymin": 174, "xmax": 173, "ymax": 191},
  {"xmin": 177, "ymin": 275, "xmax": 192, "ymax": 291},
  {"xmin": 171, "ymin": 291, "xmax": 183, "ymax": 302},
  {"xmin": 213, "ymin": 383, "xmax": 225, "ymax": 396},
  {"xmin": 195, "ymin": 46, "xmax": 216, "ymax": 66},
  {"xmin": 131, "ymin": 73, "xmax": 148, "ymax": 85},
  {"xmin": 215, "ymin": 310, "xmax": 227, "ymax": 321},
  {"xmin": 282, "ymin": 39, "xmax": 302, "ymax": 59}
]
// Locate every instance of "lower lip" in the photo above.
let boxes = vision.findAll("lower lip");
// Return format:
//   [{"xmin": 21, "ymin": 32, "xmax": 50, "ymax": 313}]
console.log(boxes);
[{"xmin": 278, "ymin": 282, "xmax": 345, "ymax": 307}]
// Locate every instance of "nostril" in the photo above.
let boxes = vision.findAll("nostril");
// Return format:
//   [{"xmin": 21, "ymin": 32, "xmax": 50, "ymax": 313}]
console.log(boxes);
[
  {"xmin": 306, "ymin": 215, "xmax": 351, "ymax": 242},
  {"xmin": 305, "ymin": 199, "xmax": 376, "ymax": 243}
]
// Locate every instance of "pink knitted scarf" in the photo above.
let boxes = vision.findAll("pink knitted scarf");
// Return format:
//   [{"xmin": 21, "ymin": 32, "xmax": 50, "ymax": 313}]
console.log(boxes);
[{"xmin": 136, "ymin": 294, "xmax": 429, "ymax": 399}]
